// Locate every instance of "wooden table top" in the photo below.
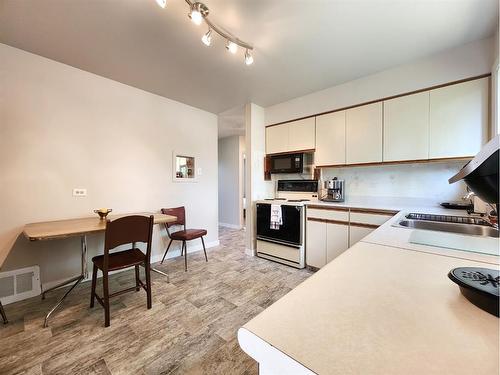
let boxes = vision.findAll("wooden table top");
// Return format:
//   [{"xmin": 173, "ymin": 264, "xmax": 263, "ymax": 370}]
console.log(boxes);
[{"xmin": 23, "ymin": 212, "xmax": 177, "ymax": 241}]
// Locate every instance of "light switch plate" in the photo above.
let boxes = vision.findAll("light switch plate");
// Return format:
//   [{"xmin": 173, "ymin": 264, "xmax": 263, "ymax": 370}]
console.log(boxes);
[{"xmin": 73, "ymin": 188, "xmax": 87, "ymax": 197}]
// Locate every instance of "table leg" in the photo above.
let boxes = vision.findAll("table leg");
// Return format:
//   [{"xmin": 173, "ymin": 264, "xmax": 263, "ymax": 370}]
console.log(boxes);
[
  {"xmin": 0, "ymin": 301, "xmax": 8, "ymax": 324},
  {"xmin": 150, "ymin": 267, "xmax": 170, "ymax": 283},
  {"xmin": 133, "ymin": 241, "xmax": 169, "ymax": 283},
  {"xmin": 42, "ymin": 235, "xmax": 88, "ymax": 327}
]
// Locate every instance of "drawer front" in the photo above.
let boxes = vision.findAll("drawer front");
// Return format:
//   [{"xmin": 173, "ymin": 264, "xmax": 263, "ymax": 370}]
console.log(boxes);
[
  {"xmin": 256, "ymin": 240, "xmax": 300, "ymax": 263},
  {"xmin": 349, "ymin": 211, "xmax": 395, "ymax": 226},
  {"xmin": 307, "ymin": 208, "xmax": 349, "ymax": 222}
]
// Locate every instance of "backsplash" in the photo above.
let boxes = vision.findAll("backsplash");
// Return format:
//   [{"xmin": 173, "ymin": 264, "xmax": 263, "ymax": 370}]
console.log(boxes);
[{"xmin": 320, "ymin": 161, "xmax": 468, "ymax": 201}]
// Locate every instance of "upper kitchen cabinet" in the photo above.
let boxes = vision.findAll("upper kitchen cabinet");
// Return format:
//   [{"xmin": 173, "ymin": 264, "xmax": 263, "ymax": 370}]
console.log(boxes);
[
  {"xmin": 315, "ymin": 111, "xmax": 346, "ymax": 166},
  {"xmin": 266, "ymin": 124, "xmax": 289, "ymax": 154},
  {"xmin": 346, "ymin": 102, "xmax": 383, "ymax": 164},
  {"xmin": 429, "ymin": 77, "xmax": 489, "ymax": 159},
  {"xmin": 383, "ymin": 91, "xmax": 430, "ymax": 161},
  {"xmin": 288, "ymin": 118, "xmax": 316, "ymax": 152},
  {"xmin": 266, "ymin": 118, "xmax": 315, "ymax": 155}
]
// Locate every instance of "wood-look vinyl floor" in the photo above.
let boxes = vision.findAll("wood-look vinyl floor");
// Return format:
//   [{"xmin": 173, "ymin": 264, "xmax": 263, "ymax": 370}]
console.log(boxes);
[{"xmin": 0, "ymin": 227, "xmax": 312, "ymax": 375}]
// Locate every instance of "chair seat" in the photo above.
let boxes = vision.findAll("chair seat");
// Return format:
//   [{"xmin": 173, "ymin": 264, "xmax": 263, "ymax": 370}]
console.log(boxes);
[
  {"xmin": 92, "ymin": 248, "xmax": 146, "ymax": 271},
  {"xmin": 170, "ymin": 229, "xmax": 207, "ymax": 241}
]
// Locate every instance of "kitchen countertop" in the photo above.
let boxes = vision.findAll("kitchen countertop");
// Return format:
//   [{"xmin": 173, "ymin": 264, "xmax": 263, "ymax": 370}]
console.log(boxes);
[{"xmin": 239, "ymin": 197, "xmax": 500, "ymax": 374}]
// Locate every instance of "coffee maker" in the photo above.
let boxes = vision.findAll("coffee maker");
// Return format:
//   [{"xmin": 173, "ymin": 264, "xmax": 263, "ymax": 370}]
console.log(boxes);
[{"xmin": 322, "ymin": 177, "xmax": 345, "ymax": 202}]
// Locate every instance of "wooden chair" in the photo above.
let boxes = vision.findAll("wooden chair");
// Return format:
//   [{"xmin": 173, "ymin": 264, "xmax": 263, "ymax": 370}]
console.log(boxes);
[
  {"xmin": 160, "ymin": 207, "xmax": 207, "ymax": 272},
  {"xmin": 90, "ymin": 215, "xmax": 154, "ymax": 327}
]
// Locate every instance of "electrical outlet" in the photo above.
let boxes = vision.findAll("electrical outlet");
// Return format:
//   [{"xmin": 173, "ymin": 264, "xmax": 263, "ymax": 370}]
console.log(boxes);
[{"xmin": 72, "ymin": 188, "xmax": 87, "ymax": 197}]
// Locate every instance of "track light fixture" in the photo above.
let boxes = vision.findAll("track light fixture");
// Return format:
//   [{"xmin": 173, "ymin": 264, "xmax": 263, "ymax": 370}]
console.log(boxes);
[
  {"xmin": 155, "ymin": 0, "xmax": 167, "ymax": 9},
  {"xmin": 188, "ymin": 2, "xmax": 208, "ymax": 25},
  {"xmin": 201, "ymin": 29, "xmax": 212, "ymax": 46},
  {"xmin": 244, "ymin": 50, "xmax": 254, "ymax": 65},
  {"xmin": 155, "ymin": 0, "xmax": 254, "ymax": 65},
  {"xmin": 226, "ymin": 41, "xmax": 238, "ymax": 54}
]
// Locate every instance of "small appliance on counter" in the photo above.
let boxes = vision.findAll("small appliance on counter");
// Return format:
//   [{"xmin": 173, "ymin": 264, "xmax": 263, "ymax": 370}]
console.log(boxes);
[
  {"xmin": 320, "ymin": 177, "xmax": 345, "ymax": 202},
  {"xmin": 449, "ymin": 135, "xmax": 499, "ymax": 216}
]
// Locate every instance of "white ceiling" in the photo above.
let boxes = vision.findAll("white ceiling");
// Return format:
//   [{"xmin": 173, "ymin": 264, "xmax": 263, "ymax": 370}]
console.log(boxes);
[{"xmin": 0, "ymin": 0, "xmax": 497, "ymax": 115}]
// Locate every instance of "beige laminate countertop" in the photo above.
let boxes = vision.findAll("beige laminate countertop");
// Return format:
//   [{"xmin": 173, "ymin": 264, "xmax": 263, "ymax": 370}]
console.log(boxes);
[{"xmin": 242, "ymin": 241, "xmax": 499, "ymax": 374}]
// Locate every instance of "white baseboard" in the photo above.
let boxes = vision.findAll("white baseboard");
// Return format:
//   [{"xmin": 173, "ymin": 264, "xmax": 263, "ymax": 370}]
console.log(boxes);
[
  {"xmin": 219, "ymin": 222, "xmax": 242, "ymax": 229},
  {"xmin": 41, "ymin": 240, "xmax": 220, "ymax": 291}
]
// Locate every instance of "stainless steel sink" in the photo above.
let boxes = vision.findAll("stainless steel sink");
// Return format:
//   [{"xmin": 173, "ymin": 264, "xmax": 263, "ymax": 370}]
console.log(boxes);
[{"xmin": 394, "ymin": 213, "xmax": 499, "ymax": 238}]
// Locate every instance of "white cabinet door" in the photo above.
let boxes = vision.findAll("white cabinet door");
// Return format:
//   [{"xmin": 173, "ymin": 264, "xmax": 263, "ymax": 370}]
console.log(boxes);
[
  {"xmin": 349, "ymin": 225, "xmax": 374, "ymax": 247},
  {"xmin": 315, "ymin": 111, "xmax": 346, "ymax": 166},
  {"xmin": 326, "ymin": 222, "xmax": 349, "ymax": 263},
  {"xmin": 266, "ymin": 124, "xmax": 289, "ymax": 154},
  {"xmin": 429, "ymin": 77, "xmax": 489, "ymax": 159},
  {"xmin": 288, "ymin": 118, "xmax": 316, "ymax": 152},
  {"xmin": 306, "ymin": 219, "xmax": 327, "ymax": 268},
  {"xmin": 384, "ymin": 92, "xmax": 430, "ymax": 161},
  {"xmin": 346, "ymin": 102, "xmax": 383, "ymax": 164}
]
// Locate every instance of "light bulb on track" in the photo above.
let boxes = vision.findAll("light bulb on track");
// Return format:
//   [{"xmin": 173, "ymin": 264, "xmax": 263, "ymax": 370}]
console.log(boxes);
[
  {"xmin": 188, "ymin": 2, "xmax": 208, "ymax": 26},
  {"xmin": 189, "ymin": 9, "xmax": 203, "ymax": 25},
  {"xmin": 155, "ymin": 0, "xmax": 166, "ymax": 8},
  {"xmin": 226, "ymin": 41, "xmax": 238, "ymax": 54},
  {"xmin": 244, "ymin": 50, "xmax": 254, "ymax": 65},
  {"xmin": 202, "ymin": 29, "xmax": 212, "ymax": 46}
]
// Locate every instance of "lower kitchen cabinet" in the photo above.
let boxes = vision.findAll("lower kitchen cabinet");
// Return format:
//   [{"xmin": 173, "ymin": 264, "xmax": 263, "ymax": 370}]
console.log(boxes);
[
  {"xmin": 306, "ymin": 218, "xmax": 349, "ymax": 268},
  {"xmin": 349, "ymin": 225, "xmax": 375, "ymax": 247},
  {"xmin": 326, "ymin": 222, "xmax": 349, "ymax": 263},
  {"xmin": 306, "ymin": 219, "xmax": 327, "ymax": 268}
]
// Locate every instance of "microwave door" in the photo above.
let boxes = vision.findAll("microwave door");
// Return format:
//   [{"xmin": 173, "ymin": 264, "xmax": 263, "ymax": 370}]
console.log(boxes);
[{"xmin": 273, "ymin": 156, "xmax": 292, "ymax": 173}]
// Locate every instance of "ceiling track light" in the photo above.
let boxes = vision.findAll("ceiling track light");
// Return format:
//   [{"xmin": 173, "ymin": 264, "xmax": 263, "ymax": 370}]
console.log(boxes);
[
  {"xmin": 244, "ymin": 49, "xmax": 254, "ymax": 65},
  {"xmin": 188, "ymin": 2, "xmax": 208, "ymax": 25},
  {"xmin": 155, "ymin": 0, "xmax": 167, "ymax": 9},
  {"xmin": 226, "ymin": 41, "xmax": 238, "ymax": 54},
  {"xmin": 201, "ymin": 28, "xmax": 212, "ymax": 46},
  {"xmin": 156, "ymin": 0, "xmax": 254, "ymax": 65}
]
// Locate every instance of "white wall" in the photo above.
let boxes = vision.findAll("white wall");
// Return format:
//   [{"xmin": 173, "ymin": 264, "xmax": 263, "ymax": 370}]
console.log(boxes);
[
  {"xmin": 265, "ymin": 37, "xmax": 495, "ymax": 125},
  {"xmin": 321, "ymin": 161, "xmax": 467, "ymax": 201},
  {"xmin": 245, "ymin": 103, "xmax": 273, "ymax": 254},
  {"xmin": 218, "ymin": 135, "xmax": 245, "ymax": 228},
  {"xmin": 0, "ymin": 44, "xmax": 219, "ymax": 289}
]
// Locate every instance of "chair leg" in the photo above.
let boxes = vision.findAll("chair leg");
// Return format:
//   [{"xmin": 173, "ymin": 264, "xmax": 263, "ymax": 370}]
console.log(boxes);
[
  {"xmin": 0, "ymin": 301, "xmax": 8, "ymax": 324},
  {"xmin": 183, "ymin": 241, "xmax": 187, "ymax": 272},
  {"xmin": 90, "ymin": 264, "xmax": 98, "ymax": 308},
  {"xmin": 161, "ymin": 239, "xmax": 173, "ymax": 264},
  {"xmin": 201, "ymin": 236, "xmax": 208, "ymax": 262},
  {"xmin": 145, "ymin": 262, "xmax": 152, "ymax": 309},
  {"xmin": 135, "ymin": 265, "xmax": 140, "ymax": 292},
  {"xmin": 103, "ymin": 271, "xmax": 110, "ymax": 327}
]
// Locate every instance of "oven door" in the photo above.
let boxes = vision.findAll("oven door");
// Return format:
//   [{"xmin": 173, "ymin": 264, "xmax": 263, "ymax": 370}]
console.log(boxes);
[{"xmin": 256, "ymin": 203, "xmax": 302, "ymax": 247}]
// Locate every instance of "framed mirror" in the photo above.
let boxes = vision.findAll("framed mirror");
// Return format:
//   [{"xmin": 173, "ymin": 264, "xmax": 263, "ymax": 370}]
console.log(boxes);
[{"xmin": 173, "ymin": 153, "xmax": 197, "ymax": 182}]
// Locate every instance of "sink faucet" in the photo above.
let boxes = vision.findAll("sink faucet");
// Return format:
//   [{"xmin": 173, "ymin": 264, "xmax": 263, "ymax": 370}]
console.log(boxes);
[{"xmin": 462, "ymin": 187, "xmax": 475, "ymax": 202}]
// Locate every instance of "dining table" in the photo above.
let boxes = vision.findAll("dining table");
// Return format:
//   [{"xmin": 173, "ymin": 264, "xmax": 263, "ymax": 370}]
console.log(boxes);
[{"xmin": 23, "ymin": 212, "xmax": 176, "ymax": 327}]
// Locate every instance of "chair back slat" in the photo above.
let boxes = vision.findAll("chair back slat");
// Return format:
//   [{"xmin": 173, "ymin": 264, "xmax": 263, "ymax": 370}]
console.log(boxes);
[
  {"xmin": 104, "ymin": 215, "xmax": 154, "ymax": 252},
  {"xmin": 161, "ymin": 207, "xmax": 185, "ymax": 228}
]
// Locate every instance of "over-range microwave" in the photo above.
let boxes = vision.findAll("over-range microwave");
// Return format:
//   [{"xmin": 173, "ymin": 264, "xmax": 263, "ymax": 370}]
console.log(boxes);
[{"xmin": 270, "ymin": 153, "xmax": 304, "ymax": 174}]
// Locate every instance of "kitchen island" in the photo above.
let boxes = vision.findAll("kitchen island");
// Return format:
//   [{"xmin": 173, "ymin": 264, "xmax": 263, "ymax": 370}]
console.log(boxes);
[{"xmin": 238, "ymin": 201, "xmax": 499, "ymax": 374}]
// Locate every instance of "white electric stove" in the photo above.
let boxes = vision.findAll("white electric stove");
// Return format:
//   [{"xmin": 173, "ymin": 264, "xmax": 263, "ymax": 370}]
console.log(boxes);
[{"xmin": 256, "ymin": 180, "xmax": 318, "ymax": 269}]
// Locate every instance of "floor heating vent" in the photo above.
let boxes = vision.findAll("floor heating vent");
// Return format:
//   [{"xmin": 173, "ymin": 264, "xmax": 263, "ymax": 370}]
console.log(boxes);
[{"xmin": 0, "ymin": 266, "xmax": 41, "ymax": 305}]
